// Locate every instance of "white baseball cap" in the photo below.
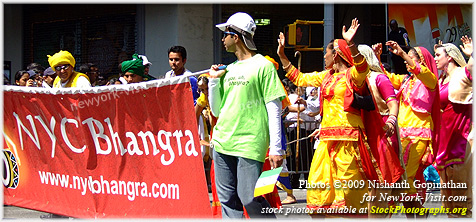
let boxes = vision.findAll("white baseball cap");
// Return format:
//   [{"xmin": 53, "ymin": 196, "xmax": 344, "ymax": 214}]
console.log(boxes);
[
  {"xmin": 216, "ymin": 12, "xmax": 257, "ymax": 50},
  {"xmin": 138, "ymin": 55, "xmax": 152, "ymax": 66}
]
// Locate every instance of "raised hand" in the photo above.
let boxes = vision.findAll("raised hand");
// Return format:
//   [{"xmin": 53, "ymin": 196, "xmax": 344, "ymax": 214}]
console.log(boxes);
[
  {"xmin": 460, "ymin": 35, "xmax": 473, "ymax": 57},
  {"xmin": 277, "ymin": 32, "xmax": 286, "ymax": 57},
  {"xmin": 386, "ymin": 40, "xmax": 404, "ymax": 56},
  {"xmin": 387, "ymin": 40, "xmax": 415, "ymax": 69},
  {"xmin": 342, "ymin": 18, "xmax": 360, "ymax": 44},
  {"xmin": 372, "ymin": 43, "xmax": 383, "ymax": 61},
  {"xmin": 434, "ymin": 39, "xmax": 444, "ymax": 52},
  {"xmin": 276, "ymin": 32, "xmax": 293, "ymax": 70}
]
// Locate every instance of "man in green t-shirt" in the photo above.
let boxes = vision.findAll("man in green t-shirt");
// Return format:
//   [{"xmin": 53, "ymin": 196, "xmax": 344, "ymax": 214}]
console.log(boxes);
[{"xmin": 209, "ymin": 12, "xmax": 286, "ymax": 218}]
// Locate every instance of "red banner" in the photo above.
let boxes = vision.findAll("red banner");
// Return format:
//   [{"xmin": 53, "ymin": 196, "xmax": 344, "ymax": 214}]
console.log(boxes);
[{"xmin": 3, "ymin": 77, "xmax": 212, "ymax": 218}]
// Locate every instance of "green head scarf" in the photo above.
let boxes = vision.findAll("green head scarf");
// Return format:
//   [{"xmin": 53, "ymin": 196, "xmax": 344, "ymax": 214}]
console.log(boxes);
[{"xmin": 121, "ymin": 54, "xmax": 145, "ymax": 76}]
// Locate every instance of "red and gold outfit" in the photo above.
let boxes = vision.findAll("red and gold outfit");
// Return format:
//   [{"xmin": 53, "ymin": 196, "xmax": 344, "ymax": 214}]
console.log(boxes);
[{"xmin": 285, "ymin": 40, "xmax": 381, "ymax": 216}]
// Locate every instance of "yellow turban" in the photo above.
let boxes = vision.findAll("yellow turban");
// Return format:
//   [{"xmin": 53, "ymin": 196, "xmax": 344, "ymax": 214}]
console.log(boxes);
[
  {"xmin": 197, "ymin": 73, "xmax": 209, "ymax": 86},
  {"xmin": 48, "ymin": 50, "xmax": 76, "ymax": 70},
  {"xmin": 198, "ymin": 73, "xmax": 210, "ymax": 79}
]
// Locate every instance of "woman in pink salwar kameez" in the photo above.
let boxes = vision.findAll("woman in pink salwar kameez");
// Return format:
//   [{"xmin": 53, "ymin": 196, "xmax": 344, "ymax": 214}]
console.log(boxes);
[{"xmin": 434, "ymin": 36, "xmax": 473, "ymax": 218}]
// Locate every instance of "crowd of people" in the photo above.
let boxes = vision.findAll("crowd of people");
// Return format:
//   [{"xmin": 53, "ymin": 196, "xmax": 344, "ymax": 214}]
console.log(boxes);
[
  {"xmin": 10, "ymin": 46, "xmax": 194, "ymax": 89},
  {"xmin": 8, "ymin": 11, "xmax": 472, "ymax": 219},
  {"xmin": 276, "ymin": 17, "xmax": 472, "ymax": 219}
]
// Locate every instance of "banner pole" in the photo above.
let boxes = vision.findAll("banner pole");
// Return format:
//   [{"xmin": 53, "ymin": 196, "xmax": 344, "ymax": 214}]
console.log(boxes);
[
  {"xmin": 180, "ymin": 65, "xmax": 227, "ymax": 79},
  {"xmin": 294, "ymin": 51, "xmax": 302, "ymax": 173}
]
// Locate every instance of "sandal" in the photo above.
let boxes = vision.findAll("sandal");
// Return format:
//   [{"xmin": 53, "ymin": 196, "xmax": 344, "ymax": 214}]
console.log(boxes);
[{"xmin": 281, "ymin": 197, "xmax": 297, "ymax": 205}]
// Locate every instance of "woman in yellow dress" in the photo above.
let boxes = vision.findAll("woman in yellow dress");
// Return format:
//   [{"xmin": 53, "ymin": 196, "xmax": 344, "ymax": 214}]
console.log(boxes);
[
  {"xmin": 277, "ymin": 18, "xmax": 380, "ymax": 217},
  {"xmin": 383, "ymin": 41, "xmax": 439, "ymax": 218}
]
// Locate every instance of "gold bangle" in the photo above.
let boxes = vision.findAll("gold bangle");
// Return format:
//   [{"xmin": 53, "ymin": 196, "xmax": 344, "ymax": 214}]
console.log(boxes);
[
  {"xmin": 351, "ymin": 52, "xmax": 361, "ymax": 58},
  {"xmin": 347, "ymin": 43, "xmax": 355, "ymax": 48},
  {"xmin": 282, "ymin": 62, "xmax": 292, "ymax": 70},
  {"xmin": 353, "ymin": 58, "xmax": 366, "ymax": 66}
]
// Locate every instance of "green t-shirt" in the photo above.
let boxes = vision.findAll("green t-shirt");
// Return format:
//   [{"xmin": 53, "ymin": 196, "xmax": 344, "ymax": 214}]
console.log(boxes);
[{"xmin": 211, "ymin": 54, "xmax": 286, "ymax": 162}]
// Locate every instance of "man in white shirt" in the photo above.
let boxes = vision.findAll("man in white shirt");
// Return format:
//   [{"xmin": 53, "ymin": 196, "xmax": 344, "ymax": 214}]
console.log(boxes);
[{"xmin": 164, "ymin": 46, "xmax": 199, "ymax": 103}]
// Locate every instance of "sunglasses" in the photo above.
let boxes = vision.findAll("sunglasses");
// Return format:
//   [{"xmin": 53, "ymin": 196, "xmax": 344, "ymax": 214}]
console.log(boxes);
[
  {"xmin": 55, "ymin": 64, "xmax": 71, "ymax": 71},
  {"xmin": 222, "ymin": 31, "xmax": 237, "ymax": 39}
]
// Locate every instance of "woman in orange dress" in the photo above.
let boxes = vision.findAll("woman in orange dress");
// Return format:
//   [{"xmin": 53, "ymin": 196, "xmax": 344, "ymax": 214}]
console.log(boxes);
[{"xmin": 277, "ymin": 18, "xmax": 384, "ymax": 218}]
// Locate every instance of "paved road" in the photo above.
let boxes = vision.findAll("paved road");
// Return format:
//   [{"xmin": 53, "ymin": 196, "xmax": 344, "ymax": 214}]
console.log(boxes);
[
  {"xmin": 275, "ymin": 188, "xmax": 447, "ymax": 219},
  {"xmin": 3, "ymin": 188, "xmax": 448, "ymax": 219}
]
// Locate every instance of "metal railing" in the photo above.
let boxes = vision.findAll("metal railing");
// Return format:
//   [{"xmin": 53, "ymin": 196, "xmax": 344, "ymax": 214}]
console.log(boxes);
[{"xmin": 283, "ymin": 120, "xmax": 320, "ymax": 175}]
